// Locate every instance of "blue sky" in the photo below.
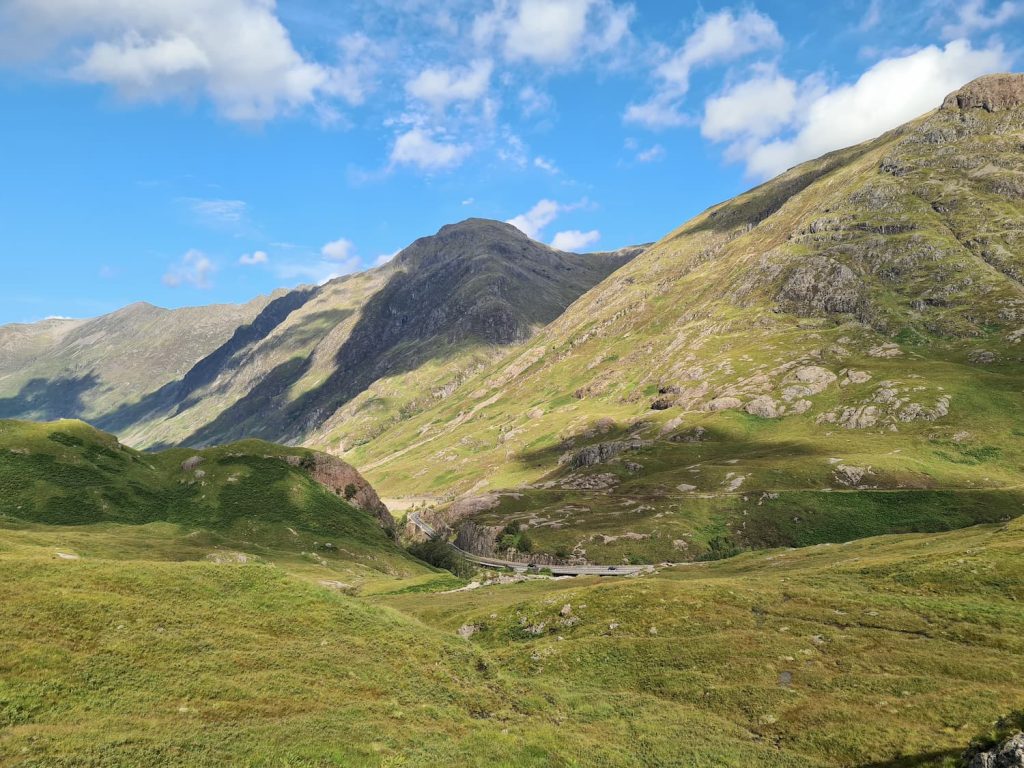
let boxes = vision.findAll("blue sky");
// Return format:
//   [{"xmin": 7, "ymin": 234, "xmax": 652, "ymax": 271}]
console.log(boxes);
[{"xmin": 0, "ymin": 0, "xmax": 1020, "ymax": 324}]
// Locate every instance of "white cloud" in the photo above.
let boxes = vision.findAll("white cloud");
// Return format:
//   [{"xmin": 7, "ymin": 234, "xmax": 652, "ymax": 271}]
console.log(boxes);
[
  {"xmin": 406, "ymin": 59, "xmax": 493, "ymax": 109},
  {"xmin": 701, "ymin": 66, "xmax": 801, "ymax": 142},
  {"xmin": 551, "ymin": 229, "xmax": 600, "ymax": 251},
  {"xmin": 462, "ymin": 197, "xmax": 475, "ymax": 206},
  {"xmin": 859, "ymin": 0, "xmax": 884, "ymax": 32},
  {"xmin": 507, "ymin": 198, "xmax": 587, "ymax": 239},
  {"xmin": 323, "ymin": 32, "xmax": 385, "ymax": 108},
  {"xmin": 533, "ymin": 156, "xmax": 559, "ymax": 173},
  {"xmin": 941, "ymin": 0, "xmax": 1021, "ymax": 39},
  {"xmin": 390, "ymin": 128, "xmax": 472, "ymax": 171},
  {"xmin": 187, "ymin": 198, "xmax": 247, "ymax": 225},
  {"xmin": 321, "ymin": 237, "xmax": 355, "ymax": 262},
  {"xmin": 0, "ymin": 0, "xmax": 369, "ymax": 122},
  {"xmin": 519, "ymin": 84, "xmax": 553, "ymax": 116},
  {"xmin": 625, "ymin": 8, "xmax": 782, "ymax": 129},
  {"xmin": 238, "ymin": 250, "xmax": 268, "ymax": 265},
  {"xmin": 374, "ymin": 250, "xmax": 399, "ymax": 266},
  {"xmin": 163, "ymin": 249, "xmax": 215, "ymax": 289},
  {"xmin": 475, "ymin": 0, "xmax": 633, "ymax": 67},
  {"xmin": 635, "ymin": 143, "xmax": 666, "ymax": 163},
  {"xmin": 731, "ymin": 40, "xmax": 1010, "ymax": 179}
]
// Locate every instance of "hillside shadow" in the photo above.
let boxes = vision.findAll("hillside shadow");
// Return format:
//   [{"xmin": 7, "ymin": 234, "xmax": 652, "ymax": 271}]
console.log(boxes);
[
  {"xmin": 182, "ymin": 356, "xmax": 312, "ymax": 446},
  {"xmin": 0, "ymin": 373, "xmax": 100, "ymax": 420},
  {"xmin": 514, "ymin": 421, "xmax": 824, "ymax": 484},
  {"xmin": 96, "ymin": 290, "xmax": 325, "ymax": 435}
]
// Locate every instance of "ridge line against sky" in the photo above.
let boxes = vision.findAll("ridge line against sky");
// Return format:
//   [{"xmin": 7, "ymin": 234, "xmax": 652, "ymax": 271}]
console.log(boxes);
[{"xmin": 0, "ymin": 0, "xmax": 1021, "ymax": 323}]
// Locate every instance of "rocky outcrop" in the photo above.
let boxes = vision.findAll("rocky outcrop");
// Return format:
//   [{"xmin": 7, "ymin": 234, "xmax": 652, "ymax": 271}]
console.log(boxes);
[
  {"xmin": 454, "ymin": 520, "xmax": 500, "ymax": 555},
  {"xmin": 943, "ymin": 73, "xmax": 1024, "ymax": 113},
  {"xmin": 568, "ymin": 438, "xmax": 650, "ymax": 468},
  {"xmin": 287, "ymin": 452, "xmax": 395, "ymax": 532},
  {"xmin": 964, "ymin": 732, "xmax": 1024, "ymax": 768}
]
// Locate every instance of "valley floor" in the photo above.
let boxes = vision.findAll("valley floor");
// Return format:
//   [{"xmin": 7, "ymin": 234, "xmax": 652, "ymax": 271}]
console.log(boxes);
[{"xmin": 2, "ymin": 516, "xmax": 1023, "ymax": 767}]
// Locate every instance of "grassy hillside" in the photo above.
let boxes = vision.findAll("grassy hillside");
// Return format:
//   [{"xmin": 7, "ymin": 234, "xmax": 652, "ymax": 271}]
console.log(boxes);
[
  {"xmin": 345, "ymin": 76, "xmax": 1024, "ymax": 563},
  {"xmin": 2, "ymin": 510, "xmax": 1021, "ymax": 765},
  {"xmin": 0, "ymin": 419, "xmax": 426, "ymax": 587}
]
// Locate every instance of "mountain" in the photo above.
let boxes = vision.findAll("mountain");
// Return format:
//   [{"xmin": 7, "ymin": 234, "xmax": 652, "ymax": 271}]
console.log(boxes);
[
  {"xmin": 0, "ymin": 221, "xmax": 641, "ymax": 451},
  {"xmin": 345, "ymin": 74, "xmax": 1024, "ymax": 561},
  {"xmin": 0, "ymin": 297, "xmax": 275, "ymax": 423}
]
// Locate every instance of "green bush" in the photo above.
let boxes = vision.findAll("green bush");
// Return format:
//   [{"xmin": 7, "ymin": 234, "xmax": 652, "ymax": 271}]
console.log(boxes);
[
  {"xmin": 697, "ymin": 536, "xmax": 744, "ymax": 562},
  {"xmin": 408, "ymin": 534, "xmax": 475, "ymax": 578}
]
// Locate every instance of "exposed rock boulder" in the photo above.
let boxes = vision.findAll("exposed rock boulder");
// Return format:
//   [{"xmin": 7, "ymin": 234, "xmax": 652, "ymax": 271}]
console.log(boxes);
[
  {"xmin": 942, "ymin": 73, "xmax": 1024, "ymax": 113},
  {"xmin": 181, "ymin": 455, "xmax": 205, "ymax": 472},
  {"xmin": 964, "ymin": 732, "xmax": 1024, "ymax": 768},
  {"xmin": 833, "ymin": 465, "xmax": 873, "ymax": 487},
  {"xmin": 745, "ymin": 396, "xmax": 782, "ymax": 418},
  {"xmin": 783, "ymin": 366, "xmax": 837, "ymax": 401}
]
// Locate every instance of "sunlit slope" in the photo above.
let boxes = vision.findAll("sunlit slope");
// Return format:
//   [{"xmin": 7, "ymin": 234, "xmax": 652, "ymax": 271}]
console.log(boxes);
[
  {"xmin": 3, "ymin": 514, "xmax": 1020, "ymax": 765},
  {"xmin": 350, "ymin": 75, "xmax": 1024, "ymax": 560}
]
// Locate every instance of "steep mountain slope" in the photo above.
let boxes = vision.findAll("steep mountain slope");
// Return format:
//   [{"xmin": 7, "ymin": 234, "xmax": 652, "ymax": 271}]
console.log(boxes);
[
  {"xmin": 0, "ymin": 221, "xmax": 639, "ymax": 451},
  {"xmin": 0, "ymin": 298, "xmax": 274, "ymax": 423},
  {"xmin": 349, "ymin": 74, "xmax": 1024, "ymax": 561}
]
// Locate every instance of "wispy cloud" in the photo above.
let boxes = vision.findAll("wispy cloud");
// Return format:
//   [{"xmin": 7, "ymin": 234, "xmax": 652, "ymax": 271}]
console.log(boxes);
[
  {"xmin": 163, "ymin": 249, "xmax": 215, "ymax": 289},
  {"xmin": 238, "ymin": 250, "xmax": 268, "ymax": 265}
]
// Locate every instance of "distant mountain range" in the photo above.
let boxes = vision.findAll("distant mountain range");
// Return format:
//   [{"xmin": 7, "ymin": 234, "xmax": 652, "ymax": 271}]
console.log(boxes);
[{"xmin": 0, "ymin": 219, "xmax": 641, "ymax": 452}]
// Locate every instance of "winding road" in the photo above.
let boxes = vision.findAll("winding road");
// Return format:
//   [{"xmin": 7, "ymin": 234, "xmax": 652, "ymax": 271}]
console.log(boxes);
[{"xmin": 407, "ymin": 512, "xmax": 653, "ymax": 577}]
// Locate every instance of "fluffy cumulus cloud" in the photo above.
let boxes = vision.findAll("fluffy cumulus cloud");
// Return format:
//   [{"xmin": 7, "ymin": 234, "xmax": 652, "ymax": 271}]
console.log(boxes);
[
  {"xmin": 0, "ymin": 0, "xmax": 372, "ymax": 122},
  {"xmin": 321, "ymin": 237, "xmax": 355, "ymax": 262},
  {"xmin": 507, "ymin": 198, "xmax": 587, "ymax": 239},
  {"xmin": 406, "ymin": 59, "xmax": 493, "ymax": 110},
  {"xmin": 238, "ymin": 250, "xmax": 268, "ymax": 265},
  {"xmin": 474, "ymin": 0, "xmax": 633, "ymax": 66},
  {"xmin": 701, "ymin": 66, "xmax": 802, "ymax": 143},
  {"xmin": 626, "ymin": 8, "xmax": 782, "ymax": 128},
  {"xmin": 709, "ymin": 40, "xmax": 1010, "ymax": 179},
  {"xmin": 163, "ymin": 249, "xmax": 215, "ymax": 289},
  {"xmin": 390, "ymin": 128, "xmax": 472, "ymax": 171},
  {"xmin": 550, "ymin": 229, "xmax": 600, "ymax": 251}
]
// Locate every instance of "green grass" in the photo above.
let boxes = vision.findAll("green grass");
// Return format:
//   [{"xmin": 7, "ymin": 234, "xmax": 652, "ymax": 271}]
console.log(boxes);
[
  {"xmin": 0, "ymin": 418, "xmax": 429, "ymax": 586},
  {"xmin": 4, "ymin": 515, "xmax": 1023, "ymax": 765}
]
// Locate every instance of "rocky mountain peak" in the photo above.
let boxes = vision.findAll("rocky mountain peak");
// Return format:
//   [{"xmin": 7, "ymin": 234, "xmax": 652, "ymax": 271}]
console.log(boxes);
[{"xmin": 941, "ymin": 72, "xmax": 1024, "ymax": 112}]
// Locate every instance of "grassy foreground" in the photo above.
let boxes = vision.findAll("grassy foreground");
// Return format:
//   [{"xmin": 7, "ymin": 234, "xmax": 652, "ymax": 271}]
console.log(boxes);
[{"xmin": 2, "ymin": 512, "xmax": 1022, "ymax": 766}]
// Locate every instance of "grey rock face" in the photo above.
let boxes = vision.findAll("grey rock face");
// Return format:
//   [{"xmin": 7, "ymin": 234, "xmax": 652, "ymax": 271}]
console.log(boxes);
[
  {"xmin": 966, "ymin": 733, "xmax": 1024, "ymax": 768},
  {"xmin": 777, "ymin": 256, "xmax": 863, "ymax": 316},
  {"xmin": 943, "ymin": 73, "xmax": 1024, "ymax": 113},
  {"xmin": 568, "ymin": 438, "xmax": 649, "ymax": 468}
]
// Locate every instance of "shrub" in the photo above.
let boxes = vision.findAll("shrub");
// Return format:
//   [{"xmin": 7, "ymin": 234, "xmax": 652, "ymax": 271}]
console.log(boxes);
[
  {"xmin": 697, "ymin": 536, "xmax": 744, "ymax": 562},
  {"xmin": 343, "ymin": 483, "xmax": 358, "ymax": 500},
  {"xmin": 408, "ymin": 534, "xmax": 475, "ymax": 578}
]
